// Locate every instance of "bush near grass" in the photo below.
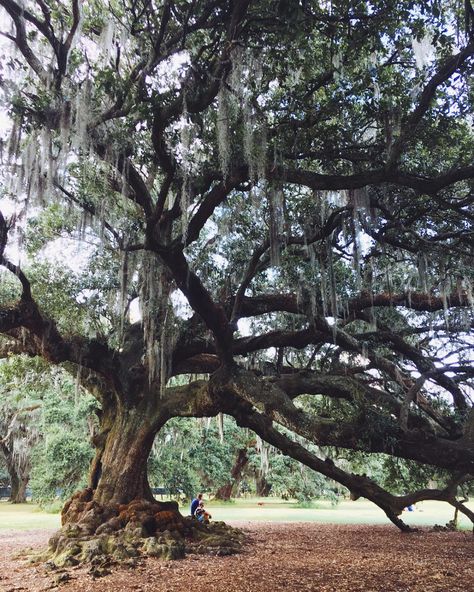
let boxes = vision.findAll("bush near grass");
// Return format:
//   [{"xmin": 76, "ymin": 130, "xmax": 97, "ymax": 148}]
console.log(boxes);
[{"xmin": 37, "ymin": 500, "xmax": 63, "ymax": 514}]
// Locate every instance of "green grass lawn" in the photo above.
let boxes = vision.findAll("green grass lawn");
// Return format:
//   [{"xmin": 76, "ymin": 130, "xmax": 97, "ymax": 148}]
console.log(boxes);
[
  {"xmin": 0, "ymin": 501, "xmax": 61, "ymax": 530},
  {"xmin": 1, "ymin": 497, "xmax": 472, "ymax": 531},
  {"xmin": 202, "ymin": 497, "xmax": 474, "ymax": 529}
]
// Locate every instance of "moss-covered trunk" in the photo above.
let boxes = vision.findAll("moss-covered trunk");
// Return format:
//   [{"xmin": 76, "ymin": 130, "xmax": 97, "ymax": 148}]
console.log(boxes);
[
  {"xmin": 59, "ymin": 393, "xmax": 165, "ymax": 529},
  {"xmin": 41, "ymin": 396, "xmax": 244, "ymax": 570},
  {"xmin": 90, "ymin": 407, "xmax": 156, "ymax": 507}
]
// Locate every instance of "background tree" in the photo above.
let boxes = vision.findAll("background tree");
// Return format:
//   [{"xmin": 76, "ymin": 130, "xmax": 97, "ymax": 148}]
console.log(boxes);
[
  {"xmin": 0, "ymin": 0, "xmax": 473, "ymax": 565},
  {"xmin": 149, "ymin": 415, "xmax": 252, "ymax": 501},
  {"xmin": 0, "ymin": 355, "xmax": 98, "ymax": 503},
  {"xmin": 0, "ymin": 356, "xmax": 43, "ymax": 502},
  {"xmin": 28, "ymin": 366, "xmax": 98, "ymax": 503}
]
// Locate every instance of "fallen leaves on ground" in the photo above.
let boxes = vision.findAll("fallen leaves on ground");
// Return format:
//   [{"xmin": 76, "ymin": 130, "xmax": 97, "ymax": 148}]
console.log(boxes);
[{"xmin": 0, "ymin": 522, "xmax": 473, "ymax": 592}]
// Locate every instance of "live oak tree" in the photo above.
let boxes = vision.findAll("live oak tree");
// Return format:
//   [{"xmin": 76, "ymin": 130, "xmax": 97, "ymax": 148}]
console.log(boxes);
[
  {"xmin": 0, "ymin": 355, "xmax": 43, "ymax": 503},
  {"xmin": 0, "ymin": 404, "xmax": 37, "ymax": 503},
  {"xmin": 0, "ymin": 0, "xmax": 474, "ymax": 562},
  {"xmin": 28, "ymin": 362, "xmax": 98, "ymax": 502},
  {"xmin": 0, "ymin": 354, "xmax": 96, "ymax": 503}
]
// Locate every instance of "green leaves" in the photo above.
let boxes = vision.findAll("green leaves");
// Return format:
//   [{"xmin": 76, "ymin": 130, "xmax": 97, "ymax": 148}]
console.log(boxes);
[{"xmin": 0, "ymin": 355, "xmax": 98, "ymax": 502}]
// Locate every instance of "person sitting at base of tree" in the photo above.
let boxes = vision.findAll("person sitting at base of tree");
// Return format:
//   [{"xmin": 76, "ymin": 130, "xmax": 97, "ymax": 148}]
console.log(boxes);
[
  {"xmin": 195, "ymin": 501, "xmax": 212, "ymax": 524},
  {"xmin": 190, "ymin": 493, "xmax": 203, "ymax": 516}
]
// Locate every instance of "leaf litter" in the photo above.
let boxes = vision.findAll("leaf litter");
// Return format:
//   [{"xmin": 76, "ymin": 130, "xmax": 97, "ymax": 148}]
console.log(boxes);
[{"xmin": 0, "ymin": 522, "xmax": 473, "ymax": 592}]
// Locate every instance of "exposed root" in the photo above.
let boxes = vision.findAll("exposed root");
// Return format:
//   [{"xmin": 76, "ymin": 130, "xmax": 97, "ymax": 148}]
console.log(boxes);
[
  {"xmin": 27, "ymin": 489, "xmax": 244, "ymax": 575},
  {"xmin": 432, "ymin": 520, "xmax": 459, "ymax": 533}
]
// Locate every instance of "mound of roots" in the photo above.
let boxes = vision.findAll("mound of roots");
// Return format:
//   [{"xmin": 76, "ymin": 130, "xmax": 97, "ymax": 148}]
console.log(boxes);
[{"xmin": 29, "ymin": 489, "xmax": 244, "ymax": 576}]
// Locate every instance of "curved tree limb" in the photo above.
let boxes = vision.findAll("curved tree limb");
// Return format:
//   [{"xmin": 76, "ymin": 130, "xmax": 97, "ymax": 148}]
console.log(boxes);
[
  {"xmin": 212, "ymin": 366, "xmax": 474, "ymax": 473},
  {"xmin": 386, "ymin": 41, "xmax": 474, "ymax": 168},
  {"xmin": 216, "ymin": 382, "xmax": 474, "ymax": 530}
]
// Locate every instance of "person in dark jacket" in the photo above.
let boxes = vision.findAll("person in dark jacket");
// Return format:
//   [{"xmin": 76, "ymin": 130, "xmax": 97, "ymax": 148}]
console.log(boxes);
[{"xmin": 190, "ymin": 493, "xmax": 203, "ymax": 516}]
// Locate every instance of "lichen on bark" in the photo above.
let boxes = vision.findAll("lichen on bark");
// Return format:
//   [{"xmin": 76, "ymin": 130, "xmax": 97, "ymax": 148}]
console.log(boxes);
[{"xmin": 27, "ymin": 488, "xmax": 244, "ymax": 575}]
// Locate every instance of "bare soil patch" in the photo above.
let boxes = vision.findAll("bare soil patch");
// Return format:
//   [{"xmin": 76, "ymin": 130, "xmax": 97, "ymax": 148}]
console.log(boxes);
[{"xmin": 0, "ymin": 522, "xmax": 473, "ymax": 592}]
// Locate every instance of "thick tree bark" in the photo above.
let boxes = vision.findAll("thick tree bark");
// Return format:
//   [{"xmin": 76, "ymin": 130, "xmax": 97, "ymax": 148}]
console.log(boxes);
[
  {"xmin": 62, "ymin": 379, "xmax": 220, "ymax": 526},
  {"xmin": 90, "ymin": 408, "xmax": 158, "ymax": 507},
  {"xmin": 40, "ymin": 380, "xmax": 243, "ymax": 568},
  {"xmin": 59, "ymin": 397, "xmax": 175, "ymax": 536}
]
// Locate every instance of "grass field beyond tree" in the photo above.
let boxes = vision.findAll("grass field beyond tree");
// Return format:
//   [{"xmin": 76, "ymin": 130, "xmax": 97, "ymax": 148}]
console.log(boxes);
[{"xmin": 1, "ymin": 497, "xmax": 473, "ymax": 531}]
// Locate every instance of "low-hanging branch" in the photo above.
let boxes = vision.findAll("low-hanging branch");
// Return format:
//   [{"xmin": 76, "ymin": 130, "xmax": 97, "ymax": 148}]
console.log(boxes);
[
  {"xmin": 213, "ymin": 366, "xmax": 474, "ymax": 474},
  {"xmin": 225, "ymin": 394, "xmax": 474, "ymax": 531}
]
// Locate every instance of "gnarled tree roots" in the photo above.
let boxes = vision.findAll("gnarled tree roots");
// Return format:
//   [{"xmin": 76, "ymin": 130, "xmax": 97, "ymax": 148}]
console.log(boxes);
[{"xmin": 28, "ymin": 489, "xmax": 244, "ymax": 575}]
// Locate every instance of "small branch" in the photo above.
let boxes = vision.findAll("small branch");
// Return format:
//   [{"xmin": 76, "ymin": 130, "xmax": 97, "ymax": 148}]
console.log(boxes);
[
  {"xmin": 93, "ymin": 144, "xmax": 154, "ymax": 218},
  {"xmin": 149, "ymin": 172, "xmax": 174, "ymax": 227},
  {"xmin": 0, "ymin": 0, "xmax": 50, "ymax": 83},
  {"xmin": 184, "ymin": 173, "xmax": 247, "ymax": 246},
  {"xmin": 58, "ymin": 0, "xmax": 83, "ymax": 81},
  {"xmin": 230, "ymin": 240, "xmax": 269, "ymax": 329},
  {"xmin": 54, "ymin": 182, "xmax": 123, "ymax": 247},
  {"xmin": 0, "ymin": 256, "xmax": 32, "ymax": 300},
  {"xmin": 0, "ymin": 30, "xmax": 15, "ymax": 42},
  {"xmin": 449, "ymin": 498, "xmax": 474, "ymax": 527},
  {"xmin": 387, "ymin": 41, "xmax": 474, "ymax": 169}
]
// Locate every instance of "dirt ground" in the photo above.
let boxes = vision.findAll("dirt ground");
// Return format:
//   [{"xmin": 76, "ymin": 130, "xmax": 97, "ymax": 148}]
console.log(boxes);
[{"xmin": 0, "ymin": 522, "xmax": 473, "ymax": 592}]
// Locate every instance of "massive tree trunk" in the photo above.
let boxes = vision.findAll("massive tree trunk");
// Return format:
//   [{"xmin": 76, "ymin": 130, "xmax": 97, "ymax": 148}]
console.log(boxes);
[
  {"xmin": 61, "ymin": 393, "xmax": 165, "ymax": 525},
  {"xmin": 89, "ymin": 408, "xmax": 157, "ymax": 506},
  {"xmin": 41, "ymin": 381, "xmax": 243, "ymax": 569}
]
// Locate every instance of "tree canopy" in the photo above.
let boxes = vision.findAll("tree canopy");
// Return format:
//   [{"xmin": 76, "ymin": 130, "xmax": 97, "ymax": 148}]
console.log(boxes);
[{"xmin": 0, "ymin": 0, "xmax": 473, "ymax": 539}]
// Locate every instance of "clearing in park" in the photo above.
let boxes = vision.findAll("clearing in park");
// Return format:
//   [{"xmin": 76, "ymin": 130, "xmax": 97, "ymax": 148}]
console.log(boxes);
[{"xmin": 0, "ymin": 0, "xmax": 473, "ymax": 590}]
